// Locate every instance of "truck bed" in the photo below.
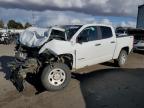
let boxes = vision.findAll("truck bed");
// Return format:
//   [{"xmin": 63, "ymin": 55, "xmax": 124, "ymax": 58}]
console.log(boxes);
[{"xmin": 113, "ymin": 36, "xmax": 134, "ymax": 59}]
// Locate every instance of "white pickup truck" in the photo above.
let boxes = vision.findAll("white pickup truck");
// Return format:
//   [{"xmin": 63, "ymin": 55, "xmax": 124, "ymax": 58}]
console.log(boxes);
[{"xmin": 10, "ymin": 24, "xmax": 134, "ymax": 91}]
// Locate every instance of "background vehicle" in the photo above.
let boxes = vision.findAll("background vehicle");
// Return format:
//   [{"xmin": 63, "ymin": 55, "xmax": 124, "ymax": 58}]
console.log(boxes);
[
  {"xmin": 129, "ymin": 29, "xmax": 144, "ymax": 51},
  {"xmin": 116, "ymin": 27, "xmax": 144, "ymax": 51},
  {"xmin": 0, "ymin": 32, "xmax": 13, "ymax": 44},
  {"xmin": 10, "ymin": 24, "xmax": 134, "ymax": 91},
  {"xmin": 115, "ymin": 27, "xmax": 129, "ymax": 37}
]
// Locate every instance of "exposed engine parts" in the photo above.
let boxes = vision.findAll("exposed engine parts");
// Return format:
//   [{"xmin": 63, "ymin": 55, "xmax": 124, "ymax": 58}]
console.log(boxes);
[{"xmin": 10, "ymin": 43, "xmax": 73, "ymax": 91}]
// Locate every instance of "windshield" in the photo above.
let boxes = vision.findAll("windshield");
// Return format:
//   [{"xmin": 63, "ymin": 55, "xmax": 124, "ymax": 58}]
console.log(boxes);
[
  {"xmin": 49, "ymin": 29, "xmax": 66, "ymax": 41},
  {"xmin": 51, "ymin": 29, "xmax": 65, "ymax": 36},
  {"xmin": 63, "ymin": 25, "xmax": 82, "ymax": 40}
]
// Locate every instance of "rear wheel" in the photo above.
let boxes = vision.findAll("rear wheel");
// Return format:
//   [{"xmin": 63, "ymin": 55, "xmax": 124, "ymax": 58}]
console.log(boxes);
[
  {"xmin": 41, "ymin": 63, "xmax": 71, "ymax": 91},
  {"xmin": 115, "ymin": 50, "xmax": 128, "ymax": 67}
]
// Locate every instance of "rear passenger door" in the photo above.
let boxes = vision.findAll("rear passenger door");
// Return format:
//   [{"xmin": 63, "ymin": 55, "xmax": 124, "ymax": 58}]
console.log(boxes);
[{"xmin": 98, "ymin": 26, "xmax": 116, "ymax": 61}]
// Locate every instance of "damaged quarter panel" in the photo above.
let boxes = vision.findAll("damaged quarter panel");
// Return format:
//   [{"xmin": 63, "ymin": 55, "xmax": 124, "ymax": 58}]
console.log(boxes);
[{"xmin": 39, "ymin": 39, "xmax": 75, "ymax": 66}]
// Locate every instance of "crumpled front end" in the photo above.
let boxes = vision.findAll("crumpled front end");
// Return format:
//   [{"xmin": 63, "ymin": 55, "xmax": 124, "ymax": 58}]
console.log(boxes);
[
  {"xmin": 19, "ymin": 27, "xmax": 49, "ymax": 47},
  {"xmin": 10, "ymin": 44, "xmax": 41, "ymax": 91}
]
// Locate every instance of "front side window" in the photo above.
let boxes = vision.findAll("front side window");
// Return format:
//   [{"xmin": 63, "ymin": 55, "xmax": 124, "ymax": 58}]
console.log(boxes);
[
  {"xmin": 100, "ymin": 26, "xmax": 112, "ymax": 39},
  {"xmin": 77, "ymin": 26, "xmax": 98, "ymax": 43}
]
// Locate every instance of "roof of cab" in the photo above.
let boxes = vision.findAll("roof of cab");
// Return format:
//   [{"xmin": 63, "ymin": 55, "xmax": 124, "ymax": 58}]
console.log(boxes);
[{"xmin": 55, "ymin": 24, "xmax": 113, "ymax": 28}]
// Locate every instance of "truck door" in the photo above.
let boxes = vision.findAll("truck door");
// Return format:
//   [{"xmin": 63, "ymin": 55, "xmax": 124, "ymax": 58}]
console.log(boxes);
[
  {"xmin": 98, "ymin": 26, "xmax": 116, "ymax": 61},
  {"xmin": 74, "ymin": 26, "xmax": 102, "ymax": 69}
]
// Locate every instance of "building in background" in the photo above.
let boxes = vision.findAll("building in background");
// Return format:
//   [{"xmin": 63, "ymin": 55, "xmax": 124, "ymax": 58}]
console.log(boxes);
[{"xmin": 137, "ymin": 4, "xmax": 144, "ymax": 29}]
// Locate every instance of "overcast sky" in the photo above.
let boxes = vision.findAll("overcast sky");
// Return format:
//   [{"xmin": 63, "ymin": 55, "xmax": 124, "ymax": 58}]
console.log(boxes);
[{"xmin": 0, "ymin": 0, "xmax": 143, "ymax": 27}]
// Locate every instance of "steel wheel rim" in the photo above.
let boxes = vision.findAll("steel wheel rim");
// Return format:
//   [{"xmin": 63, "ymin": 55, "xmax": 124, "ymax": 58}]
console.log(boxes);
[
  {"xmin": 48, "ymin": 68, "xmax": 66, "ymax": 86},
  {"xmin": 121, "ymin": 53, "xmax": 126, "ymax": 65}
]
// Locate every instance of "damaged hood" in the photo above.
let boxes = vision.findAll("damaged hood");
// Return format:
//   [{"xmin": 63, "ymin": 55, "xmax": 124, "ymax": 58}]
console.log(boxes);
[
  {"xmin": 39, "ymin": 39, "xmax": 73, "ymax": 55},
  {"xmin": 19, "ymin": 27, "xmax": 50, "ymax": 47}
]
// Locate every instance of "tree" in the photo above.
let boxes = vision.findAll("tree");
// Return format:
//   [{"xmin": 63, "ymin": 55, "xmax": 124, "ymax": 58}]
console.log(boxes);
[
  {"xmin": 7, "ymin": 20, "xmax": 17, "ymax": 29},
  {"xmin": 7, "ymin": 20, "xmax": 24, "ymax": 29},
  {"xmin": 16, "ymin": 22, "xmax": 24, "ymax": 29},
  {"xmin": 0, "ymin": 19, "xmax": 4, "ymax": 28},
  {"xmin": 24, "ymin": 22, "xmax": 32, "ymax": 28}
]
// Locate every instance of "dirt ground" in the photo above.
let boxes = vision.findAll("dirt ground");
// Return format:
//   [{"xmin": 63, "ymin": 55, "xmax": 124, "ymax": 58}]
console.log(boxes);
[{"xmin": 0, "ymin": 44, "xmax": 144, "ymax": 108}]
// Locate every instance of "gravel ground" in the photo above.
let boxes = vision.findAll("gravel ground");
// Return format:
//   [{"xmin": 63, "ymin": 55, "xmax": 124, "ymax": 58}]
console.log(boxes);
[{"xmin": 0, "ymin": 44, "xmax": 144, "ymax": 108}]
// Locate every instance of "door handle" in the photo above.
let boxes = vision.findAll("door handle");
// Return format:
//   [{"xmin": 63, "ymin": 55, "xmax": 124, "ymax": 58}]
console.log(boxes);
[
  {"xmin": 111, "ymin": 41, "xmax": 116, "ymax": 43},
  {"xmin": 78, "ymin": 58, "xmax": 85, "ymax": 60},
  {"xmin": 95, "ymin": 43, "xmax": 101, "ymax": 46}
]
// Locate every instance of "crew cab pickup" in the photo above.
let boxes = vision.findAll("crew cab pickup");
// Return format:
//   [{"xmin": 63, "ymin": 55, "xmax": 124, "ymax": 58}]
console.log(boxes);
[{"xmin": 10, "ymin": 24, "xmax": 134, "ymax": 91}]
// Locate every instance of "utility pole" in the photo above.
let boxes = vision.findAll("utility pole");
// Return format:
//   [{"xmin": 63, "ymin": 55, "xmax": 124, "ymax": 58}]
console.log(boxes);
[{"xmin": 32, "ymin": 12, "xmax": 35, "ymax": 26}]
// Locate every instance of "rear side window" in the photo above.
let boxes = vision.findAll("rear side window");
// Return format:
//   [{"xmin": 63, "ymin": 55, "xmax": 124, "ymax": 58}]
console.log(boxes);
[{"xmin": 100, "ymin": 26, "xmax": 112, "ymax": 39}]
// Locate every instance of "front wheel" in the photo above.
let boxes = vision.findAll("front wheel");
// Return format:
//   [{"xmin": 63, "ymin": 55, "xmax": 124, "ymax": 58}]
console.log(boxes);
[
  {"xmin": 41, "ymin": 63, "xmax": 71, "ymax": 91},
  {"xmin": 115, "ymin": 50, "xmax": 128, "ymax": 67}
]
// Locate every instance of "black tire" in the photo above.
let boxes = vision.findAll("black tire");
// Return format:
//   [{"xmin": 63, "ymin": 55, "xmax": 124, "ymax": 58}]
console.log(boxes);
[
  {"xmin": 41, "ymin": 63, "xmax": 71, "ymax": 91},
  {"xmin": 114, "ymin": 50, "xmax": 128, "ymax": 67}
]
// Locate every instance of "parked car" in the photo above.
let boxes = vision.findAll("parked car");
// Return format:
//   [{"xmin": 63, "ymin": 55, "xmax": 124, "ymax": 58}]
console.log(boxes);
[
  {"xmin": 10, "ymin": 24, "xmax": 134, "ymax": 92},
  {"xmin": 115, "ymin": 27, "xmax": 129, "ymax": 37},
  {"xmin": 0, "ymin": 32, "xmax": 13, "ymax": 44},
  {"xmin": 132, "ymin": 30, "xmax": 144, "ymax": 51},
  {"xmin": 134, "ymin": 34, "xmax": 144, "ymax": 51}
]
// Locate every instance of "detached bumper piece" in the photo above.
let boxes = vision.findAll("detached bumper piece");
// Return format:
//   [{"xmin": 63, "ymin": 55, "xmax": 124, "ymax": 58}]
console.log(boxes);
[
  {"xmin": 10, "ymin": 59, "xmax": 39, "ymax": 92},
  {"xmin": 10, "ymin": 67, "xmax": 24, "ymax": 92}
]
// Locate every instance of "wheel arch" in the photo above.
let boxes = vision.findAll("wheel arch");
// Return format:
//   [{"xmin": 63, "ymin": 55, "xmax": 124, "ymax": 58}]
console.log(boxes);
[
  {"xmin": 113, "ymin": 46, "xmax": 130, "ymax": 59},
  {"xmin": 121, "ymin": 46, "xmax": 129, "ymax": 54},
  {"xmin": 58, "ymin": 53, "xmax": 73, "ymax": 70}
]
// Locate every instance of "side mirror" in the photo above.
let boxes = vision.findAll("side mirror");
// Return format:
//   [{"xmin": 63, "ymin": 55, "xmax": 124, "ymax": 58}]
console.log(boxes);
[
  {"xmin": 77, "ymin": 35, "xmax": 88, "ymax": 44},
  {"xmin": 77, "ymin": 36, "xmax": 83, "ymax": 44}
]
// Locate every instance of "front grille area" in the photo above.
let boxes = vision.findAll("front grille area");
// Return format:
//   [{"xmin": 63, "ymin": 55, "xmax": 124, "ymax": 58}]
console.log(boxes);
[{"xmin": 16, "ymin": 44, "xmax": 40, "ymax": 58}]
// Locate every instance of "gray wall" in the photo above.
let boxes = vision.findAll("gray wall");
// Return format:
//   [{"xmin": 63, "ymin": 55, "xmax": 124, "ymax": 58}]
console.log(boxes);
[{"xmin": 137, "ymin": 5, "xmax": 144, "ymax": 29}]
